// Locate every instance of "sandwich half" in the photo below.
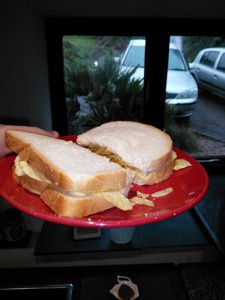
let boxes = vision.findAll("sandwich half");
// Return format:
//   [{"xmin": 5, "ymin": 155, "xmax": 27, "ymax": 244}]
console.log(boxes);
[
  {"xmin": 5, "ymin": 130, "xmax": 135, "ymax": 218},
  {"xmin": 77, "ymin": 121, "xmax": 175, "ymax": 185}
]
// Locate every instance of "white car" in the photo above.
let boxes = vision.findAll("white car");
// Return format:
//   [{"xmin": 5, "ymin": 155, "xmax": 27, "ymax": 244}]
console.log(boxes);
[
  {"xmin": 190, "ymin": 47, "xmax": 225, "ymax": 98},
  {"xmin": 119, "ymin": 39, "xmax": 198, "ymax": 117}
]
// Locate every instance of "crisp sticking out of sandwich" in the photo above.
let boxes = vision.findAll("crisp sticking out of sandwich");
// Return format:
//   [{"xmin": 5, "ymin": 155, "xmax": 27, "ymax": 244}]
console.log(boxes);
[
  {"xmin": 5, "ymin": 130, "xmax": 135, "ymax": 218},
  {"xmin": 77, "ymin": 121, "xmax": 175, "ymax": 185}
]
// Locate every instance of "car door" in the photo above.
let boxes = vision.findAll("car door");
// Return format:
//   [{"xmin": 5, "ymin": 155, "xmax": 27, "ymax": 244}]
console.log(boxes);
[
  {"xmin": 209, "ymin": 52, "xmax": 225, "ymax": 98},
  {"xmin": 195, "ymin": 50, "xmax": 220, "ymax": 91}
]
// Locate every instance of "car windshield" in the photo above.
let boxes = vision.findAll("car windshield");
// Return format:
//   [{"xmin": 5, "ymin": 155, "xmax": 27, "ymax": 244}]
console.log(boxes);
[
  {"xmin": 123, "ymin": 45, "xmax": 145, "ymax": 67},
  {"xmin": 168, "ymin": 48, "xmax": 187, "ymax": 71},
  {"xmin": 123, "ymin": 45, "xmax": 187, "ymax": 71}
]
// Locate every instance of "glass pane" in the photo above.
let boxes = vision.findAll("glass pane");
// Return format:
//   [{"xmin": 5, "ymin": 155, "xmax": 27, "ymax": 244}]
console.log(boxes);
[
  {"xmin": 123, "ymin": 45, "xmax": 145, "ymax": 67},
  {"xmin": 217, "ymin": 53, "xmax": 225, "ymax": 72},
  {"xmin": 62, "ymin": 36, "xmax": 145, "ymax": 134},
  {"xmin": 168, "ymin": 48, "xmax": 186, "ymax": 71},
  {"xmin": 165, "ymin": 36, "xmax": 225, "ymax": 158},
  {"xmin": 200, "ymin": 51, "xmax": 219, "ymax": 67}
]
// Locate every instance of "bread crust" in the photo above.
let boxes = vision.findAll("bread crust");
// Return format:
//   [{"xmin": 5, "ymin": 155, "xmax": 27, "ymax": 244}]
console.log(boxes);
[
  {"xmin": 136, "ymin": 159, "xmax": 174, "ymax": 185},
  {"xmin": 5, "ymin": 131, "xmax": 31, "ymax": 153},
  {"xmin": 41, "ymin": 188, "xmax": 114, "ymax": 218},
  {"xmin": 12, "ymin": 167, "xmax": 114, "ymax": 218}
]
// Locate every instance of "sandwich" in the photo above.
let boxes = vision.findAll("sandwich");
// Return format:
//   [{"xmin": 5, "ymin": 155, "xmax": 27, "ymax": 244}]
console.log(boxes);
[
  {"xmin": 5, "ymin": 130, "xmax": 135, "ymax": 218},
  {"xmin": 77, "ymin": 121, "xmax": 176, "ymax": 185}
]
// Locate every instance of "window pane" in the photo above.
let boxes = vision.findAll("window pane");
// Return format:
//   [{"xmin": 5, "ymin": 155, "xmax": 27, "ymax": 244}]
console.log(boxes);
[
  {"xmin": 217, "ymin": 54, "xmax": 225, "ymax": 72},
  {"xmin": 200, "ymin": 51, "xmax": 219, "ymax": 67},
  {"xmin": 62, "ymin": 36, "xmax": 145, "ymax": 134},
  {"xmin": 123, "ymin": 45, "xmax": 145, "ymax": 67},
  {"xmin": 166, "ymin": 36, "xmax": 225, "ymax": 159},
  {"xmin": 168, "ymin": 48, "xmax": 186, "ymax": 71}
]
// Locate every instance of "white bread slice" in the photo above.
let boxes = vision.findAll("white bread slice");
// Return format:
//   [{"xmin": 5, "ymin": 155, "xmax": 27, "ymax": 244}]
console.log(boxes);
[
  {"xmin": 5, "ymin": 130, "xmax": 133, "ymax": 193},
  {"xmin": 77, "ymin": 121, "xmax": 175, "ymax": 185},
  {"xmin": 5, "ymin": 130, "xmax": 135, "ymax": 218}
]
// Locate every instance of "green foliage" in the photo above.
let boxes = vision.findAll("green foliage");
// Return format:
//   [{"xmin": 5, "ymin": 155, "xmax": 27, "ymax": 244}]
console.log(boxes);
[
  {"xmin": 65, "ymin": 65, "xmax": 93, "ymax": 97},
  {"xmin": 63, "ymin": 36, "xmax": 100, "ymax": 70},
  {"xmin": 65, "ymin": 54, "xmax": 143, "ymax": 134},
  {"xmin": 164, "ymin": 104, "xmax": 200, "ymax": 152},
  {"xmin": 164, "ymin": 104, "xmax": 179, "ymax": 135},
  {"xmin": 183, "ymin": 36, "xmax": 225, "ymax": 62},
  {"xmin": 63, "ymin": 35, "xmax": 129, "ymax": 71}
]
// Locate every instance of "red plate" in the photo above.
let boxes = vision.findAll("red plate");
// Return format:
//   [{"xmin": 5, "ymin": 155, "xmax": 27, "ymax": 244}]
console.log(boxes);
[{"xmin": 0, "ymin": 136, "xmax": 209, "ymax": 228}]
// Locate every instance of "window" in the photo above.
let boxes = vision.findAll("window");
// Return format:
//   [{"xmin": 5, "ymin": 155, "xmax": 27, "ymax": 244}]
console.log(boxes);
[
  {"xmin": 200, "ymin": 51, "xmax": 219, "ymax": 67},
  {"xmin": 168, "ymin": 48, "xmax": 186, "ymax": 70},
  {"xmin": 217, "ymin": 53, "xmax": 225, "ymax": 72},
  {"xmin": 46, "ymin": 18, "xmax": 225, "ymax": 174}
]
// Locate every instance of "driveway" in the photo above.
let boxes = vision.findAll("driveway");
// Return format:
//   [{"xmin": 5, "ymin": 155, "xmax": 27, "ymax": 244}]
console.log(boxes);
[{"xmin": 189, "ymin": 90, "xmax": 225, "ymax": 143}]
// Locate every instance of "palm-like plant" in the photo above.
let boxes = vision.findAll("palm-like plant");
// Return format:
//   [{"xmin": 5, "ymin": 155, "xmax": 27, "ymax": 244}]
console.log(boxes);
[{"xmin": 64, "ymin": 55, "xmax": 143, "ymax": 134}]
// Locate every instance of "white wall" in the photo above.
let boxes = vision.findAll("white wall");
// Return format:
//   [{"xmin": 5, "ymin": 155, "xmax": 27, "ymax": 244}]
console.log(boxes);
[{"xmin": 0, "ymin": 1, "xmax": 53, "ymax": 130}]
